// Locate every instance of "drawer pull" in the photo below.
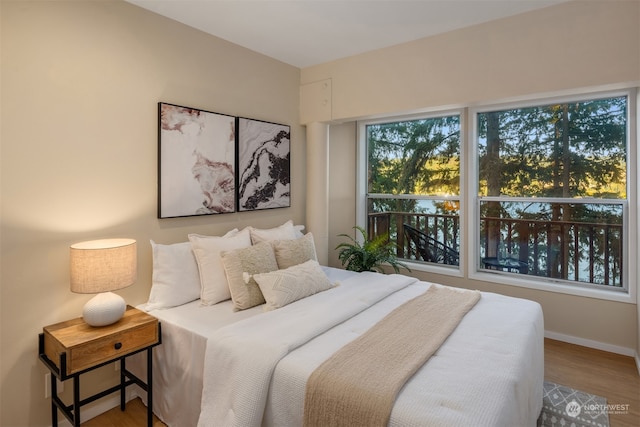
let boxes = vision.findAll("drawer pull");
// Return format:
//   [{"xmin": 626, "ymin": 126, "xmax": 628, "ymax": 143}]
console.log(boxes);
[{"xmin": 114, "ymin": 342, "xmax": 122, "ymax": 350}]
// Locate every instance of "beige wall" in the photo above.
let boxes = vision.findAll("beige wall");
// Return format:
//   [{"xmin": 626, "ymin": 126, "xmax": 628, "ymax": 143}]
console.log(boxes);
[
  {"xmin": 302, "ymin": 1, "xmax": 639, "ymax": 121},
  {"xmin": 328, "ymin": 122, "xmax": 357, "ymax": 268},
  {"xmin": 0, "ymin": 1, "xmax": 303, "ymax": 425},
  {"xmin": 307, "ymin": 0, "xmax": 640, "ymax": 355}
]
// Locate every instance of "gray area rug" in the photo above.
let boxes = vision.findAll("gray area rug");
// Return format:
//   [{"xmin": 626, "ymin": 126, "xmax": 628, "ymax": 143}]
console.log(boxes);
[{"xmin": 537, "ymin": 381, "xmax": 609, "ymax": 427}]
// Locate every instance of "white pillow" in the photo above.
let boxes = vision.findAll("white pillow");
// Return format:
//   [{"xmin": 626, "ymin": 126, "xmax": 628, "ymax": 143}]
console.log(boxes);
[
  {"xmin": 249, "ymin": 220, "xmax": 297, "ymax": 244},
  {"xmin": 272, "ymin": 232, "xmax": 318, "ymax": 269},
  {"xmin": 221, "ymin": 241, "xmax": 279, "ymax": 311},
  {"xmin": 189, "ymin": 228, "xmax": 252, "ymax": 305},
  {"xmin": 145, "ymin": 240, "xmax": 201, "ymax": 310},
  {"xmin": 293, "ymin": 224, "xmax": 305, "ymax": 238},
  {"xmin": 253, "ymin": 260, "xmax": 334, "ymax": 311}
]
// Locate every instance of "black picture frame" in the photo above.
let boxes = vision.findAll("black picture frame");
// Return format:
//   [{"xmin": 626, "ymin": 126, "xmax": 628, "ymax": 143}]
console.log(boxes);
[
  {"xmin": 236, "ymin": 118, "xmax": 291, "ymax": 212},
  {"xmin": 157, "ymin": 102, "xmax": 236, "ymax": 218}
]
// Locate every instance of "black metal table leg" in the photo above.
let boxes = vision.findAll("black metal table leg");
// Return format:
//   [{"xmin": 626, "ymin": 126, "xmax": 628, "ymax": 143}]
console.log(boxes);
[
  {"xmin": 120, "ymin": 358, "xmax": 126, "ymax": 411},
  {"xmin": 73, "ymin": 376, "xmax": 80, "ymax": 427},
  {"xmin": 147, "ymin": 347, "xmax": 153, "ymax": 427},
  {"xmin": 51, "ymin": 376, "xmax": 58, "ymax": 427}
]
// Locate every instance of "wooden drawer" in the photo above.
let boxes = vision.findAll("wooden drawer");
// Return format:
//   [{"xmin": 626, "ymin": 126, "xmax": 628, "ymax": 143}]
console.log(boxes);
[
  {"xmin": 66, "ymin": 322, "xmax": 157, "ymax": 374},
  {"xmin": 43, "ymin": 306, "xmax": 159, "ymax": 377}
]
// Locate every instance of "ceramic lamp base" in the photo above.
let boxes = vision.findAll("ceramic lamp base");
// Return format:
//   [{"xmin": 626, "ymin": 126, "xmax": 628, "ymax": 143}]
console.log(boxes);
[{"xmin": 83, "ymin": 292, "xmax": 126, "ymax": 327}]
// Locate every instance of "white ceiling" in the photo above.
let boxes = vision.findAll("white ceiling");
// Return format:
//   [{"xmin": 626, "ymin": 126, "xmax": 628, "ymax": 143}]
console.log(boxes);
[{"xmin": 126, "ymin": 0, "xmax": 567, "ymax": 68}]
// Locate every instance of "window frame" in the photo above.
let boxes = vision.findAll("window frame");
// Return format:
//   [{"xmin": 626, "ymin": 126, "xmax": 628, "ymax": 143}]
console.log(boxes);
[
  {"xmin": 468, "ymin": 88, "xmax": 635, "ymax": 303},
  {"xmin": 357, "ymin": 87, "xmax": 636, "ymax": 303},
  {"xmin": 357, "ymin": 109, "xmax": 466, "ymax": 278}
]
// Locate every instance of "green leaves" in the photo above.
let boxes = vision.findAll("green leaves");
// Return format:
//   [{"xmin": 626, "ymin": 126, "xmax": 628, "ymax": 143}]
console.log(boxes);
[
  {"xmin": 478, "ymin": 96, "xmax": 627, "ymax": 199},
  {"xmin": 336, "ymin": 226, "xmax": 411, "ymax": 274}
]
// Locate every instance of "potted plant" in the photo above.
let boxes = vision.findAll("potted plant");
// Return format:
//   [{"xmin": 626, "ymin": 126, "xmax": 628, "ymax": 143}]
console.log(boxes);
[{"xmin": 336, "ymin": 226, "xmax": 411, "ymax": 273}]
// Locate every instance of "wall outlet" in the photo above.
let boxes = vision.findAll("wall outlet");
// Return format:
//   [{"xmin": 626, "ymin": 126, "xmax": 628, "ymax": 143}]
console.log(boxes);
[{"xmin": 44, "ymin": 372, "xmax": 64, "ymax": 398}]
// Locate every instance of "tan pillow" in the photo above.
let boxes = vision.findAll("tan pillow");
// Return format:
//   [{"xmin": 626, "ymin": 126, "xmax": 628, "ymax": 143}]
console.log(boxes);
[
  {"xmin": 272, "ymin": 232, "xmax": 318, "ymax": 269},
  {"xmin": 253, "ymin": 260, "xmax": 334, "ymax": 311},
  {"xmin": 221, "ymin": 241, "xmax": 279, "ymax": 310}
]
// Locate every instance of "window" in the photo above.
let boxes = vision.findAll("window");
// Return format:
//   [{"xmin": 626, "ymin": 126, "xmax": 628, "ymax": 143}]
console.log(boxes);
[
  {"xmin": 364, "ymin": 113, "xmax": 461, "ymax": 267},
  {"xmin": 476, "ymin": 95, "xmax": 628, "ymax": 290},
  {"xmin": 359, "ymin": 89, "xmax": 635, "ymax": 298}
]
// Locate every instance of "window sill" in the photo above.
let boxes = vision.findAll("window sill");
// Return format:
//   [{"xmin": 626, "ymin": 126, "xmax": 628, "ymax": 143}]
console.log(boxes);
[
  {"xmin": 391, "ymin": 261, "xmax": 633, "ymax": 303},
  {"xmin": 401, "ymin": 260, "xmax": 464, "ymax": 278},
  {"xmin": 469, "ymin": 269, "xmax": 634, "ymax": 304}
]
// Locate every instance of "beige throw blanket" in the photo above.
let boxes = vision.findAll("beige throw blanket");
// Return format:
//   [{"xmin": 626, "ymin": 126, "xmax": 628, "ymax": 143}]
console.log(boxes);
[{"xmin": 303, "ymin": 284, "xmax": 481, "ymax": 427}]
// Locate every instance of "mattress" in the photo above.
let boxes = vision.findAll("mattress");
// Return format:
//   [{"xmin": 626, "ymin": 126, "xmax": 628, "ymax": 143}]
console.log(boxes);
[{"xmin": 129, "ymin": 267, "xmax": 544, "ymax": 427}]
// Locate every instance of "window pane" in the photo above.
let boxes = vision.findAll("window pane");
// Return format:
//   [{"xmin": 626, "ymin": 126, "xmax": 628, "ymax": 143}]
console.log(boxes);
[
  {"xmin": 478, "ymin": 97, "xmax": 627, "ymax": 198},
  {"xmin": 366, "ymin": 114, "xmax": 461, "ymax": 268},
  {"xmin": 479, "ymin": 200, "xmax": 623, "ymax": 287},
  {"xmin": 367, "ymin": 116, "xmax": 460, "ymax": 196}
]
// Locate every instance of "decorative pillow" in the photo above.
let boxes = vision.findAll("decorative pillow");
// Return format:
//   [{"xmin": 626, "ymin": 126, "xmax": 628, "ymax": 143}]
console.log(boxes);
[
  {"xmin": 188, "ymin": 228, "xmax": 252, "ymax": 305},
  {"xmin": 249, "ymin": 220, "xmax": 297, "ymax": 244},
  {"xmin": 145, "ymin": 240, "xmax": 201, "ymax": 311},
  {"xmin": 253, "ymin": 260, "xmax": 334, "ymax": 311},
  {"xmin": 272, "ymin": 232, "xmax": 318, "ymax": 269},
  {"xmin": 220, "ymin": 241, "xmax": 279, "ymax": 310}
]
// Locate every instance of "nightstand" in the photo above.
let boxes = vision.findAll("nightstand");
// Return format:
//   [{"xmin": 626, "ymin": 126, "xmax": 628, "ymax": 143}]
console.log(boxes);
[{"xmin": 38, "ymin": 306, "xmax": 161, "ymax": 427}]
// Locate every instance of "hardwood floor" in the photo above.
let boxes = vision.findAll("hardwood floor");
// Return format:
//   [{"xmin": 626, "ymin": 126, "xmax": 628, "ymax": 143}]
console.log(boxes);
[
  {"xmin": 544, "ymin": 339, "xmax": 640, "ymax": 427},
  {"xmin": 83, "ymin": 338, "xmax": 639, "ymax": 426},
  {"xmin": 81, "ymin": 399, "xmax": 166, "ymax": 427}
]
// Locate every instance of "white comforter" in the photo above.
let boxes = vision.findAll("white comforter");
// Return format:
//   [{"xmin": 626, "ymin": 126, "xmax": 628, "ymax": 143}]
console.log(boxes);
[
  {"xmin": 197, "ymin": 271, "xmax": 544, "ymax": 427},
  {"xmin": 197, "ymin": 272, "xmax": 417, "ymax": 426}
]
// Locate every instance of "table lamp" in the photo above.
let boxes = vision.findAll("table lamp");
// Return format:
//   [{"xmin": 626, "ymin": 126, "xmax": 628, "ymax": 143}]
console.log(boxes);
[{"xmin": 70, "ymin": 238, "xmax": 137, "ymax": 327}]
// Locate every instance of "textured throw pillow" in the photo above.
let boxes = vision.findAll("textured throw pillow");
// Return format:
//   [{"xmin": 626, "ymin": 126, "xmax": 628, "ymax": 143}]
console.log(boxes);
[
  {"xmin": 272, "ymin": 232, "xmax": 318, "ymax": 269},
  {"xmin": 253, "ymin": 260, "xmax": 334, "ymax": 311},
  {"xmin": 145, "ymin": 240, "xmax": 201, "ymax": 310},
  {"xmin": 221, "ymin": 241, "xmax": 279, "ymax": 310},
  {"xmin": 249, "ymin": 220, "xmax": 297, "ymax": 244},
  {"xmin": 189, "ymin": 228, "xmax": 252, "ymax": 305}
]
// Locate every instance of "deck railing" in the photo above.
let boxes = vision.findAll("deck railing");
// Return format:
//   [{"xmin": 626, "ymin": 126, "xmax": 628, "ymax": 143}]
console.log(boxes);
[{"xmin": 367, "ymin": 211, "xmax": 623, "ymax": 287}]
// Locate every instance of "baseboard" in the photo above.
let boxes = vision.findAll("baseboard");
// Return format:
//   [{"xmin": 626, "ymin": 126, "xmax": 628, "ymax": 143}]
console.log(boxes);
[
  {"xmin": 545, "ymin": 330, "xmax": 636, "ymax": 357},
  {"xmin": 50, "ymin": 389, "xmax": 139, "ymax": 427},
  {"xmin": 635, "ymin": 352, "xmax": 640, "ymax": 376}
]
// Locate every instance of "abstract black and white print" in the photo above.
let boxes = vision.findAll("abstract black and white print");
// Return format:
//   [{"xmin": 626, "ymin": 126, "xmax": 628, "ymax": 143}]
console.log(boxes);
[
  {"xmin": 237, "ymin": 118, "xmax": 290, "ymax": 211},
  {"xmin": 158, "ymin": 103, "xmax": 236, "ymax": 218}
]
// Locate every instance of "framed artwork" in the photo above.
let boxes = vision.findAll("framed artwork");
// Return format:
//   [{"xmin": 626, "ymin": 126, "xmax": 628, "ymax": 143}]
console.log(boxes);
[
  {"xmin": 158, "ymin": 102, "xmax": 236, "ymax": 218},
  {"xmin": 236, "ymin": 118, "xmax": 291, "ymax": 211}
]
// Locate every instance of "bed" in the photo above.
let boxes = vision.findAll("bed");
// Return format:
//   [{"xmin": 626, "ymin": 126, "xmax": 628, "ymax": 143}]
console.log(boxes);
[{"xmin": 128, "ymin": 222, "xmax": 544, "ymax": 427}]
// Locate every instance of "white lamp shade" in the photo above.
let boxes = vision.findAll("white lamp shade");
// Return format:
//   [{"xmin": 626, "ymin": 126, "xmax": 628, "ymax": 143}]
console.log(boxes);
[{"xmin": 70, "ymin": 238, "xmax": 137, "ymax": 294}]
